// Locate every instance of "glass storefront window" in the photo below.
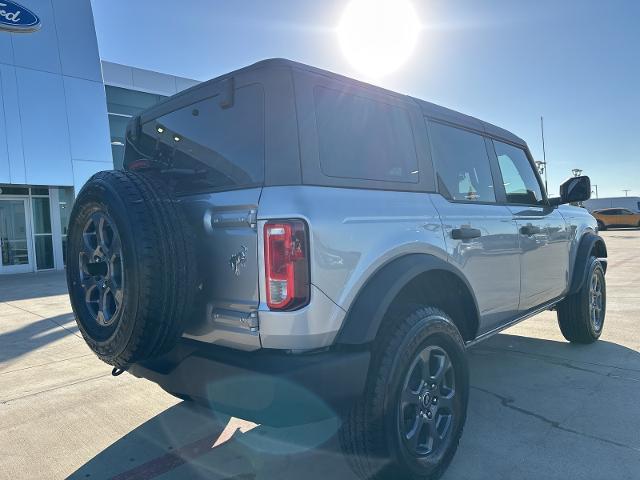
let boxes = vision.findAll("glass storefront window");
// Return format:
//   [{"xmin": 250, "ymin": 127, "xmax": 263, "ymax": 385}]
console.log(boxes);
[
  {"xmin": 31, "ymin": 187, "xmax": 49, "ymax": 196},
  {"xmin": 32, "ymin": 196, "xmax": 54, "ymax": 270},
  {"xmin": 34, "ymin": 235, "xmax": 54, "ymax": 270},
  {"xmin": 32, "ymin": 197, "xmax": 52, "ymax": 234},
  {"xmin": 0, "ymin": 185, "xmax": 29, "ymax": 195}
]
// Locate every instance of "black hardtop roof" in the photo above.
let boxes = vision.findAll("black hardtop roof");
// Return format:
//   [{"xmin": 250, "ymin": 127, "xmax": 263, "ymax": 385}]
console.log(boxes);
[{"xmin": 142, "ymin": 58, "xmax": 526, "ymax": 147}]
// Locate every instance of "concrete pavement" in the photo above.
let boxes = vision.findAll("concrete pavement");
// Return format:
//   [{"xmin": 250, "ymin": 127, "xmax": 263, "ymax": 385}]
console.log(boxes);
[{"xmin": 0, "ymin": 229, "xmax": 639, "ymax": 479}]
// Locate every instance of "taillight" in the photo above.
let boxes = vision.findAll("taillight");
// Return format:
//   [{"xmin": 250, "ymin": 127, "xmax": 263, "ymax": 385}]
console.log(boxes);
[{"xmin": 264, "ymin": 220, "xmax": 310, "ymax": 310}]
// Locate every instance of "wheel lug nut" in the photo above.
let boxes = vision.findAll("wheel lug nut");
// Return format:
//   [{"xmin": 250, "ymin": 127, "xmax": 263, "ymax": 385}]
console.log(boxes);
[
  {"xmin": 431, "ymin": 383, "xmax": 437, "ymax": 390},
  {"xmin": 426, "ymin": 411, "xmax": 432, "ymax": 419},
  {"xmin": 432, "ymin": 397, "xmax": 437, "ymax": 404}
]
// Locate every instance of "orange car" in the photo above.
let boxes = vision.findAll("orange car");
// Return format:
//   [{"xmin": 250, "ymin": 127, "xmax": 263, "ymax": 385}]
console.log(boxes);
[{"xmin": 592, "ymin": 208, "xmax": 640, "ymax": 230}]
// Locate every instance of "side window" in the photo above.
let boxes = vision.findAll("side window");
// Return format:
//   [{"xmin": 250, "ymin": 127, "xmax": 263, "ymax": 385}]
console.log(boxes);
[
  {"xmin": 429, "ymin": 122, "xmax": 496, "ymax": 202},
  {"xmin": 494, "ymin": 140, "xmax": 543, "ymax": 205},
  {"xmin": 314, "ymin": 86, "xmax": 419, "ymax": 183},
  {"xmin": 620, "ymin": 209, "xmax": 633, "ymax": 215}
]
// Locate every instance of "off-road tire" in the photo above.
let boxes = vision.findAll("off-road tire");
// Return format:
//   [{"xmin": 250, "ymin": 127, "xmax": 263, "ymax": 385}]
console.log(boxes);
[
  {"xmin": 557, "ymin": 256, "xmax": 606, "ymax": 344},
  {"xmin": 340, "ymin": 306, "xmax": 469, "ymax": 480},
  {"xmin": 66, "ymin": 170, "xmax": 197, "ymax": 367}
]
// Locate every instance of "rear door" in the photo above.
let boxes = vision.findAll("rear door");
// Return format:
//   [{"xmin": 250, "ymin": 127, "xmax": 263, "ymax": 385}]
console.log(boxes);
[
  {"xmin": 427, "ymin": 121, "xmax": 521, "ymax": 334},
  {"xmin": 491, "ymin": 139, "xmax": 570, "ymax": 310}
]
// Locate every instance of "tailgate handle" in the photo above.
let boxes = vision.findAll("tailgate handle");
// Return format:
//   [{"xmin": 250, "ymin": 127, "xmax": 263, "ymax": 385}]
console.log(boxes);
[{"xmin": 451, "ymin": 227, "xmax": 482, "ymax": 240}]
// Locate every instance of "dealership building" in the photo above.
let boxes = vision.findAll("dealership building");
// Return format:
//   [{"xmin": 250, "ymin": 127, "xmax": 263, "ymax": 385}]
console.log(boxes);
[{"xmin": 0, "ymin": 0, "xmax": 198, "ymax": 274}]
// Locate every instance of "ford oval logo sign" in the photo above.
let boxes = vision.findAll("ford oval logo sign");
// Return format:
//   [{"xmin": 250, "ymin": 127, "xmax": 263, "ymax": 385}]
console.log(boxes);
[{"xmin": 0, "ymin": 1, "xmax": 40, "ymax": 33}]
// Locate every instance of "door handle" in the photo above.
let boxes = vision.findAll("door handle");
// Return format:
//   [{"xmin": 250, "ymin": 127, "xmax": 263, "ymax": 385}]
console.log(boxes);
[
  {"xmin": 451, "ymin": 227, "xmax": 482, "ymax": 240},
  {"xmin": 520, "ymin": 224, "xmax": 541, "ymax": 236}
]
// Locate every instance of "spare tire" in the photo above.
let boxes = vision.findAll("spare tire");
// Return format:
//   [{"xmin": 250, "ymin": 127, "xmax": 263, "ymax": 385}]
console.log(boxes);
[{"xmin": 66, "ymin": 170, "xmax": 196, "ymax": 367}]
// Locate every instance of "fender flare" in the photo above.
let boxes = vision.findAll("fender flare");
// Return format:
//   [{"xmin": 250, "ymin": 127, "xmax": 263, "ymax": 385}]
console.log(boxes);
[
  {"xmin": 568, "ymin": 232, "xmax": 608, "ymax": 295},
  {"xmin": 335, "ymin": 254, "xmax": 480, "ymax": 345}
]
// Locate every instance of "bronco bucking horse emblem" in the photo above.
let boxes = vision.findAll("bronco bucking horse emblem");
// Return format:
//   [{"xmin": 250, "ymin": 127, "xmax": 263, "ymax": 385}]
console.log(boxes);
[{"xmin": 229, "ymin": 245, "xmax": 248, "ymax": 276}]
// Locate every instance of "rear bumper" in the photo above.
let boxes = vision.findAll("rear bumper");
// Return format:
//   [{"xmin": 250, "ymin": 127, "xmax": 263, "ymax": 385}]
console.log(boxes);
[{"xmin": 129, "ymin": 341, "xmax": 370, "ymax": 426}]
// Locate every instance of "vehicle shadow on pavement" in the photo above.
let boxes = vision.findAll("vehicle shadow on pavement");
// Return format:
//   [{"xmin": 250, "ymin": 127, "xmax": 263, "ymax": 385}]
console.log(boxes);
[
  {"xmin": 69, "ymin": 334, "xmax": 640, "ymax": 480},
  {"xmin": 0, "ymin": 313, "xmax": 77, "ymax": 365}
]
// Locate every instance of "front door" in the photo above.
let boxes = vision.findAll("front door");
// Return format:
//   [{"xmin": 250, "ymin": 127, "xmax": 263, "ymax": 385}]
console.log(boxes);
[
  {"xmin": 0, "ymin": 199, "xmax": 33, "ymax": 274},
  {"xmin": 619, "ymin": 209, "xmax": 640, "ymax": 227},
  {"xmin": 491, "ymin": 139, "xmax": 570, "ymax": 311},
  {"xmin": 508, "ymin": 205, "xmax": 569, "ymax": 309}
]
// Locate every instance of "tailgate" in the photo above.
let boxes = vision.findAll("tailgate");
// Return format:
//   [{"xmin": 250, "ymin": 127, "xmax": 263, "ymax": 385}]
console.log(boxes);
[{"xmin": 180, "ymin": 187, "xmax": 262, "ymax": 350}]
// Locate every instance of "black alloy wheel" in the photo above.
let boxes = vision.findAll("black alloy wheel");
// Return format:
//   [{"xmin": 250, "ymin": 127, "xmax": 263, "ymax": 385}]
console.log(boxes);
[
  {"xmin": 79, "ymin": 212, "xmax": 124, "ymax": 328},
  {"xmin": 399, "ymin": 345, "xmax": 456, "ymax": 457},
  {"xmin": 588, "ymin": 265, "xmax": 605, "ymax": 333}
]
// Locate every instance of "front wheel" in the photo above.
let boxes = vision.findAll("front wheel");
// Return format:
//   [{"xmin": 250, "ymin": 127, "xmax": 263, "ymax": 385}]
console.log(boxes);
[
  {"xmin": 597, "ymin": 220, "xmax": 606, "ymax": 231},
  {"xmin": 340, "ymin": 306, "xmax": 469, "ymax": 480},
  {"xmin": 557, "ymin": 256, "xmax": 606, "ymax": 344}
]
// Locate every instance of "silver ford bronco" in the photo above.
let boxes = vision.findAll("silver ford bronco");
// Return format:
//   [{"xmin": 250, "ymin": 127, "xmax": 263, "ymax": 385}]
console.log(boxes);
[{"xmin": 66, "ymin": 59, "xmax": 607, "ymax": 480}]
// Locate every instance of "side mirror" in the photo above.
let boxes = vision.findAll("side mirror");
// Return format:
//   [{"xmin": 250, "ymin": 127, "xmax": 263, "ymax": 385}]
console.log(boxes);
[{"xmin": 549, "ymin": 176, "xmax": 591, "ymax": 206}]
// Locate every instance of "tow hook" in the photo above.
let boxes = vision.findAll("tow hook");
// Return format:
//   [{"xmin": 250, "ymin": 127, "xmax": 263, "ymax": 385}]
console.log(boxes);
[{"xmin": 111, "ymin": 367, "xmax": 127, "ymax": 377}]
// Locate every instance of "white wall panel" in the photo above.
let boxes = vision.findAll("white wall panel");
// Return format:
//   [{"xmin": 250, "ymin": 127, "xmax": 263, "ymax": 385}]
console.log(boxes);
[
  {"xmin": 63, "ymin": 76, "xmax": 111, "ymax": 163},
  {"xmin": 72, "ymin": 159, "xmax": 111, "ymax": 193},
  {"xmin": 0, "ymin": 33, "xmax": 12, "ymax": 65},
  {"xmin": 53, "ymin": 0, "xmax": 102, "ymax": 82},
  {"xmin": 0, "ymin": 68, "xmax": 10, "ymax": 183},
  {"xmin": 0, "ymin": 65, "xmax": 26, "ymax": 184},
  {"xmin": 10, "ymin": 0, "xmax": 61, "ymax": 75},
  {"xmin": 132, "ymin": 67, "xmax": 177, "ymax": 95},
  {"xmin": 16, "ymin": 67, "xmax": 73, "ymax": 186},
  {"xmin": 101, "ymin": 61, "xmax": 133, "ymax": 89},
  {"xmin": 175, "ymin": 77, "xmax": 200, "ymax": 92}
]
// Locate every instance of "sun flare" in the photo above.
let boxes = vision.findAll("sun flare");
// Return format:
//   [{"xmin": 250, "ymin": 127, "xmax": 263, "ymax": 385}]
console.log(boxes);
[{"xmin": 338, "ymin": 0, "xmax": 421, "ymax": 78}]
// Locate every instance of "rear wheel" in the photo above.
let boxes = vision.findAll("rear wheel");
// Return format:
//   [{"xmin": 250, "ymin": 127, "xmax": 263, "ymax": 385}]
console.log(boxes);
[
  {"xmin": 557, "ymin": 256, "xmax": 606, "ymax": 344},
  {"xmin": 340, "ymin": 306, "xmax": 468, "ymax": 480},
  {"xmin": 597, "ymin": 220, "xmax": 606, "ymax": 231}
]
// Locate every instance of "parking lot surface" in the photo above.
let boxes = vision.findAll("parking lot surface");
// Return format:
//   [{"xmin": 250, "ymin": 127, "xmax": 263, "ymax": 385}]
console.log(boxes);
[{"xmin": 1, "ymin": 229, "xmax": 639, "ymax": 480}]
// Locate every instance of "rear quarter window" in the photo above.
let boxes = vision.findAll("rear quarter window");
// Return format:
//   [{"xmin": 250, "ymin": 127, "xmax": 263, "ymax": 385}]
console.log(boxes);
[
  {"xmin": 132, "ymin": 84, "xmax": 265, "ymax": 192},
  {"xmin": 313, "ymin": 86, "xmax": 419, "ymax": 183}
]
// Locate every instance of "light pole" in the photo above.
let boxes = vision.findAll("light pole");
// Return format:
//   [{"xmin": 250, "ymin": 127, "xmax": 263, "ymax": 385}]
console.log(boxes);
[
  {"xmin": 591, "ymin": 184, "xmax": 598, "ymax": 199},
  {"xmin": 540, "ymin": 116, "xmax": 549, "ymax": 193},
  {"xmin": 572, "ymin": 168, "xmax": 583, "ymax": 177},
  {"xmin": 622, "ymin": 189, "xmax": 631, "ymax": 197}
]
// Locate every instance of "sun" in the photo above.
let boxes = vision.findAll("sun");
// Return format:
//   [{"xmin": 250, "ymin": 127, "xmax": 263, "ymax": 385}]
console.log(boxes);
[{"xmin": 337, "ymin": 0, "xmax": 421, "ymax": 78}]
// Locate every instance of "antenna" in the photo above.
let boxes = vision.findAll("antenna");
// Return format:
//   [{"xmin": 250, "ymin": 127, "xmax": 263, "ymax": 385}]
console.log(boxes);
[{"xmin": 540, "ymin": 116, "xmax": 549, "ymax": 193}]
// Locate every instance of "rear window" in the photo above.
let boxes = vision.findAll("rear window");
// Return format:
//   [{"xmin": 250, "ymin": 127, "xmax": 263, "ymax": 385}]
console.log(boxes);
[
  {"xmin": 429, "ymin": 122, "xmax": 496, "ymax": 202},
  {"xmin": 130, "ymin": 84, "xmax": 264, "ymax": 191},
  {"xmin": 314, "ymin": 86, "xmax": 419, "ymax": 183}
]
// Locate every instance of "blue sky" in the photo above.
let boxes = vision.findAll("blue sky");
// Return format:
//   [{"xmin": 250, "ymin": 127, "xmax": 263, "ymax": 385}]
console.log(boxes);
[{"xmin": 91, "ymin": 0, "xmax": 639, "ymax": 198}]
